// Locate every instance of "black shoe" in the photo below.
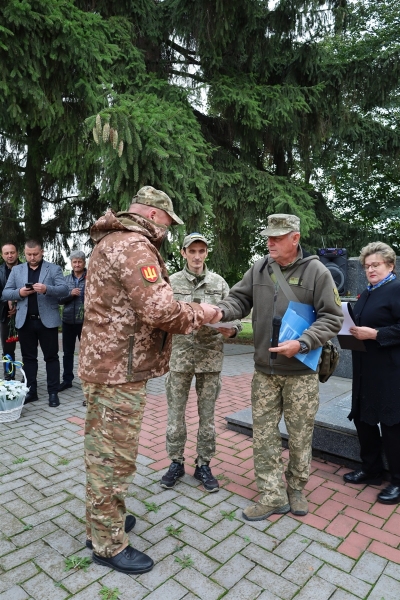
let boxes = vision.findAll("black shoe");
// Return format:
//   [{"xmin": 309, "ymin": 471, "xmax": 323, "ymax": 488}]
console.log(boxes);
[
  {"xmin": 86, "ymin": 515, "xmax": 136, "ymax": 549},
  {"xmin": 343, "ymin": 469, "xmax": 382, "ymax": 485},
  {"xmin": 48, "ymin": 393, "xmax": 60, "ymax": 407},
  {"xmin": 194, "ymin": 463, "xmax": 219, "ymax": 493},
  {"xmin": 25, "ymin": 392, "xmax": 39, "ymax": 404},
  {"xmin": 377, "ymin": 484, "xmax": 400, "ymax": 505},
  {"xmin": 160, "ymin": 461, "xmax": 185, "ymax": 489},
  {"xmin": 59, "ymin": 381, "xmax": 72, "ymax": 391},
  {"xmin": 92, "ymin": 544, "xmax": 153, "ymax": 574}
]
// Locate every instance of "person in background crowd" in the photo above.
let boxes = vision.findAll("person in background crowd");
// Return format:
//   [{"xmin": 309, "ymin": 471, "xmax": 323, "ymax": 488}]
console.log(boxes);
[
  {"xmin": 2, "ymin": 240, "xmax": 68, "ymax": 406},
  {"xmin": 160, "ymin": 233, "xmax": 241, "ymax": 493},
  {"xmin": 344, "ymin": 241, "xmax": 400, "ymax": 505},
  {"xmin": 0, "ymin": 243, "xmax": 21, "ymax": 379},
  {"xmin": 216, "ymin": 214, "xmax": 343, "ymax": 521},
  {"xmin": 79, "ymin": 186, "xmax": 221, "ymax": 575},
  {"xmin": 58, "ymin": 250, "xmax": 87, "ymax": 395}
]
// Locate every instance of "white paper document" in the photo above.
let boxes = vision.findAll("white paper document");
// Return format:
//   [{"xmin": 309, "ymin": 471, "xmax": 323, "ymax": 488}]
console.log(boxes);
[
  {"xmin": 205, "ymin": 321, "xmax": 237, "ymax": 329},
  {"xmin": 338, "ymin": 302, "xmax": 355, "ymax": 335}
]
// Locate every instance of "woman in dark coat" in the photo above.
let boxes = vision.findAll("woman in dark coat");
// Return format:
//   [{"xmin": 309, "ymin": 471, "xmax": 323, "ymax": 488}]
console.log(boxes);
[{"xmin": 343, "ymin": 241, "xmax": 400, "ymax": 505}]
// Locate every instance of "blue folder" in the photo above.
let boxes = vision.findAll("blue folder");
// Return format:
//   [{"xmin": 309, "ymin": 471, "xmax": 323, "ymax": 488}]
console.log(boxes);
[{"xmin": 278, "ymin": 301, "xmax": 322, "ymax": 372}]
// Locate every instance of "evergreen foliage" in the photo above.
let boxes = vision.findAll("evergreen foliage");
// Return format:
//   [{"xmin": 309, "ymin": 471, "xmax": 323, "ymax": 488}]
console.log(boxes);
[{"xmin": 0, "ymin": 0, "xmax": 399, "ymax": 275}]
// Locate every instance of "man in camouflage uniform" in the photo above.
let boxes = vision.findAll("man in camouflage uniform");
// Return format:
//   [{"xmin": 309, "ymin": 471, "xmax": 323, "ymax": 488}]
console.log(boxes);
[
  {"xmin": 160, "ymin": 233, "xmax": 241, "ymax": 492},
  {"xmin": 78, "ymin": 188, "xmax": 221, "ymax": 575},
  {"xmin": 217, "ymin": 214, "xmax": 343, "ymax": 520}
]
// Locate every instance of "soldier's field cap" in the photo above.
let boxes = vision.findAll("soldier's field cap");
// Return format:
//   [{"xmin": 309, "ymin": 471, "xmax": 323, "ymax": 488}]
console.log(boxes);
[
  {"xmin": 261, "ymin": 214, "xmax": 300, "ymax": 237},
  {"xmin": 182, "ymin": 233, "xmax": 209, "ymax": 248},
  {"xmin": 135, "ymin": 186, "xmax": 184, "ymax": 225}
]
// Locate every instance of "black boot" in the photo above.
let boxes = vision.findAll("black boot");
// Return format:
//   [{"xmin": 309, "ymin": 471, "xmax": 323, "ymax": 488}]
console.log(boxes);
[{"xmin": 93, "ymin": 545, "xmax": 153, "ymax": 574}]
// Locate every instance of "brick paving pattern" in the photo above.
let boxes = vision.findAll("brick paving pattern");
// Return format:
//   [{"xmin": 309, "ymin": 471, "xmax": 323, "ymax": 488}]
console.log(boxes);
[{"xmin": 0, "ymin": 342, "xmax": 400, "ymax": 598}]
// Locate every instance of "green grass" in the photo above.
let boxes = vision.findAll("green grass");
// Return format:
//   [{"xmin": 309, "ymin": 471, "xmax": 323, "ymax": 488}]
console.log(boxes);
[
  {"xmin": 64, "ymin": 556, "xmax": 91, "ymax": 572},
  {"xmin": 220, "ymin": 509, "xmax": 237, "ymax": 521},
  {"xmin": 223, "ymin": 321, "xmax": 253, "ymax": 344},
  {"xmin": 12, "ymin": 457, "xmax": 27, "ymax": 464},
  {"xmin": 174, "ymin": 554, "xmax": 194, "ymax": 568},
  {"xmin": 99, "ymin": 587, "xmax": 120, "ymax": 600},
  {"xmin": 144, "ymin": 500, "xmax": 161, "ymax": 513},
  {"xmin": 165, "ymin": 524, "xmax": 184, "ymax": 537}
]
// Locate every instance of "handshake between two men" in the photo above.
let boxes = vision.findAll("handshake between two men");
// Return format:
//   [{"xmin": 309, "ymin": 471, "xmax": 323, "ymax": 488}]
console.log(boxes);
[{"xmin": 197, "ymin": 304, "xmax": 237, "ymax": 339}]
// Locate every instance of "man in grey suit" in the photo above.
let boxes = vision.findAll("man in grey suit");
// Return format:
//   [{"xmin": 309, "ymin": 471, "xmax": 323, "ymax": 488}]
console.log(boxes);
[{"xmin": 2, "ymin": 240, "xmax": 68, "ymax": 406}]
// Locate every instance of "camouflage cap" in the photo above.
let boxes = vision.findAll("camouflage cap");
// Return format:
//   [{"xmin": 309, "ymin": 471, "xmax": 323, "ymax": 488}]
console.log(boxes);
[
  {"xmin": 182, "ymin": 232, "xmax": 209, "ymax": 249},
  {"xmin": 261, "ymin": 214, "xmax": 300, "ymax": 237},
  {"xmin": 135, "ymin": 186, "xmax": 184, "ymax": 225}
]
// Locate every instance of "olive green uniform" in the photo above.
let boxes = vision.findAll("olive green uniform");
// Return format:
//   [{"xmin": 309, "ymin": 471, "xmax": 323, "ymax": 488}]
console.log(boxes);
[
  {"xmin": 166, "ymin": 266, "xmax": 241, "ymax": 466},
  {"xmin": 219, "ymin": 249, "xmax": 343, "ymax": 506}
]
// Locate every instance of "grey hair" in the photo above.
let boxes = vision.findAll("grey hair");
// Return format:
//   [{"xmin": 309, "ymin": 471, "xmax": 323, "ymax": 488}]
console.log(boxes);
[
  {"xmin": 359, "ymin": 241, "xmax": 396, "ymax": 270},
  {"xmin": 70, "ymin": 250, "xmax": 86, "ymax": 261}
]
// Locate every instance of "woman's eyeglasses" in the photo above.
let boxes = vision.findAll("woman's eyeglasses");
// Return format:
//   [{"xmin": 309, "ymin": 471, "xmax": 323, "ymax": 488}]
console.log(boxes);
[{"xmin": 363, "ymin": 262, "xmax": 386, "ymax": 271}]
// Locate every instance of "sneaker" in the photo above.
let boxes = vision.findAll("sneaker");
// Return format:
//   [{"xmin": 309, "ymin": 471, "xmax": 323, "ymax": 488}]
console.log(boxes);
[
  {"xmin": 287, "ymin": 486, "xmax": 308, "ymax": 516},
  {"xmin": 160, "ymin": 462, "xmax": 185, "ymax": 489},
  {"xmin": 86, "ymin": 515, "xmax": 136, "ymax": 549},
  {"xmin": 193, "ymin": 464, "xmax": 219, "ymax": 493},
  {"xmin": 242, "ymin": 502, "xmax": 290, "ymax": 521}
]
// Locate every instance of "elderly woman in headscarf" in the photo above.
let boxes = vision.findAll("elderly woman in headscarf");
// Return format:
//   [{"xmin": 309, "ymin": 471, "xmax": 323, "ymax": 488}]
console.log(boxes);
[{"xmin": 343, "ymin": 241, "xmax": 400, "ymax": 505}]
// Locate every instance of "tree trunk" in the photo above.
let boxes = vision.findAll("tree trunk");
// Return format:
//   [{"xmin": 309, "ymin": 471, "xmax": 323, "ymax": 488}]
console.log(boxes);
[{"xmin": 24, "ymin": 127, "xmax": 44, "ymax": 243}]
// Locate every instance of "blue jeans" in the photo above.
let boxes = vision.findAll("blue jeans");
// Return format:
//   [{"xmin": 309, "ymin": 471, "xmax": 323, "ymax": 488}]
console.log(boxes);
[{"xmin": 62, "ymin": 321, "xmax": 83, "ymax": 383}]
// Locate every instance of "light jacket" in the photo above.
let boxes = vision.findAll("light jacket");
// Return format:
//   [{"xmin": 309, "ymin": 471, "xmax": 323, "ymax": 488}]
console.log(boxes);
[
  {"xmin": 218, "ymin": 249, "xmax": 344, "ymax": 376},
  {"xmin": 78, "ymin": 210, "xmax": 207, "ymax": 385},
  {"xmin": 2, "ymin": 261, "xmax": 68, "ymax": 329}
]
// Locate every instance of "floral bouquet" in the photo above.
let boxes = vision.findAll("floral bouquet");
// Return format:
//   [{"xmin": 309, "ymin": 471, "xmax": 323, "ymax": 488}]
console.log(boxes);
[
  {"xmin": 0, "ymin": 379, "xmax": 29, "ymax": 412},
  {"xmin": 0, "ymin": 356, "xmax": 29, "ymax": 421},
  {"xmin": 6, "ymin": 303, "xmax": 18, "ymax": 343},
  {"xmin": 5, "ymin": 315, "xmax": 18, "ymax": 343}
]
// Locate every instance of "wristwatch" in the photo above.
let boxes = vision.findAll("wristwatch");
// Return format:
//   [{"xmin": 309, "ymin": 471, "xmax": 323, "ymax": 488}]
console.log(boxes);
[{"xmin": 298, "ymin": 341, "xmax": 309, "ymax": 354}]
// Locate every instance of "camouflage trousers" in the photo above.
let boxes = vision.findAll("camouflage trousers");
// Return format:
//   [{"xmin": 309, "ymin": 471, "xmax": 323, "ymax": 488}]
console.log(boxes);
[
  {"xmin": 165, "ymin": 371, "xmax": 221, "ymax": 466},
  {"xmin": 252, "ymin": 371, "xmax": 319, "ymax": 506},
  {"xmin": 83, "ymin": 380, "xmax": 146, "ymax": 557}
]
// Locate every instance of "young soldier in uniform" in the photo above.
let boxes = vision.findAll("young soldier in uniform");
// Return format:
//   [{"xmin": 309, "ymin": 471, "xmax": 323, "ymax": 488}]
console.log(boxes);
[
  {"xmin": 79, "ymin": 188, "xmax": 222, "ymax": 575},
  {"xmin": 160, "ymin": 233, "xmax": 241, "ymax": 492}
]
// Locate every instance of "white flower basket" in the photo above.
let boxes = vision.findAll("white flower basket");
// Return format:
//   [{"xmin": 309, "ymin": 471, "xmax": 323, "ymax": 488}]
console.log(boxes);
[{"xmin": 0, "ymin": 369, "xmax": 29, "ymax": 423}]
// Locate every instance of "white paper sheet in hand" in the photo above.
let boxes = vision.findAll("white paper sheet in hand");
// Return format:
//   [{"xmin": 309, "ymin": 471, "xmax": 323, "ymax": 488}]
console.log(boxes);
[
  {"xmin": 338, "ymin": 302, "xmax": 355, "ymax": 335},
  {"xmin": 206, "ymin": 321, "xmax": 237, "ymax": 329}
]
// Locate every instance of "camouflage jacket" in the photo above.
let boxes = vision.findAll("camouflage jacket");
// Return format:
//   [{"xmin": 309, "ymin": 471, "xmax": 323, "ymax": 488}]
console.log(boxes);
[
  {"xmin": 169, "ymin": 266, "xmax": 241, "ymax": 373},
  {"xmin": 78, "ymin": 210, "xmax": 207, "ymax": 385}
]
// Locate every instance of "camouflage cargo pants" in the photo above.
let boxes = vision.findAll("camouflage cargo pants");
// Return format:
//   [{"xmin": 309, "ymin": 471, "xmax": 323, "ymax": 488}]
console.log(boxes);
[
  {"xmin": 83, "ymin": 380, "xmax": 146, "ymax": 557},
  {"xmin": 252, "ymin": 371, "xmax": 319, "ymax": 506},
  {"xmin": 165, "ymin": 371, "xmax": 221, "ymax": 466}
]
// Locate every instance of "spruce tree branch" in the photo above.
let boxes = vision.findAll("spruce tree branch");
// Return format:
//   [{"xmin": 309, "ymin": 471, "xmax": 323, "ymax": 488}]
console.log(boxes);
[
  {"xmin": 169, "ymin": 69, "xmax": 205, "ymax": 83},
  {"xmin": 42, "ymin": 195, "xmax": 81, "ymax": 204},
  {"xmin": 166, "ymin": 40, "xmax": 201, "ymax": 64}
]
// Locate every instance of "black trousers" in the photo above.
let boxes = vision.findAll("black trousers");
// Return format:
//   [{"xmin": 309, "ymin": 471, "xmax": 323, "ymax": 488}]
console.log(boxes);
[
  {"xmin": 354, "ymin": 417, "xmax": 400, "ymax": 485},
  {"xmin": 18, "ymin": 318, "xmax": 60, "ymax": 394},
  {"xmin": 61, "ymin": 321, "xmax": 82, "ymax": 383},
  {"xmin": 1, "ymin": 319, "xmax": 16, "ymax": 379}
]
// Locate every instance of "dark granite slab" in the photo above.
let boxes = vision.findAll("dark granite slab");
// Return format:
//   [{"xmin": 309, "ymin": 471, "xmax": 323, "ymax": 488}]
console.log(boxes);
[{"xmin": 225, "ymin": 376, "xmax": 368, "ymax": 468}]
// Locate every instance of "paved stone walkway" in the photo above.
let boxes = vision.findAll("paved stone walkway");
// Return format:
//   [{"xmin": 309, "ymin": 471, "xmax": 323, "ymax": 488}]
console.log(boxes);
[{"xmin": 0, "ymin": 344, "xmax": 400, "ymax": 599}]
